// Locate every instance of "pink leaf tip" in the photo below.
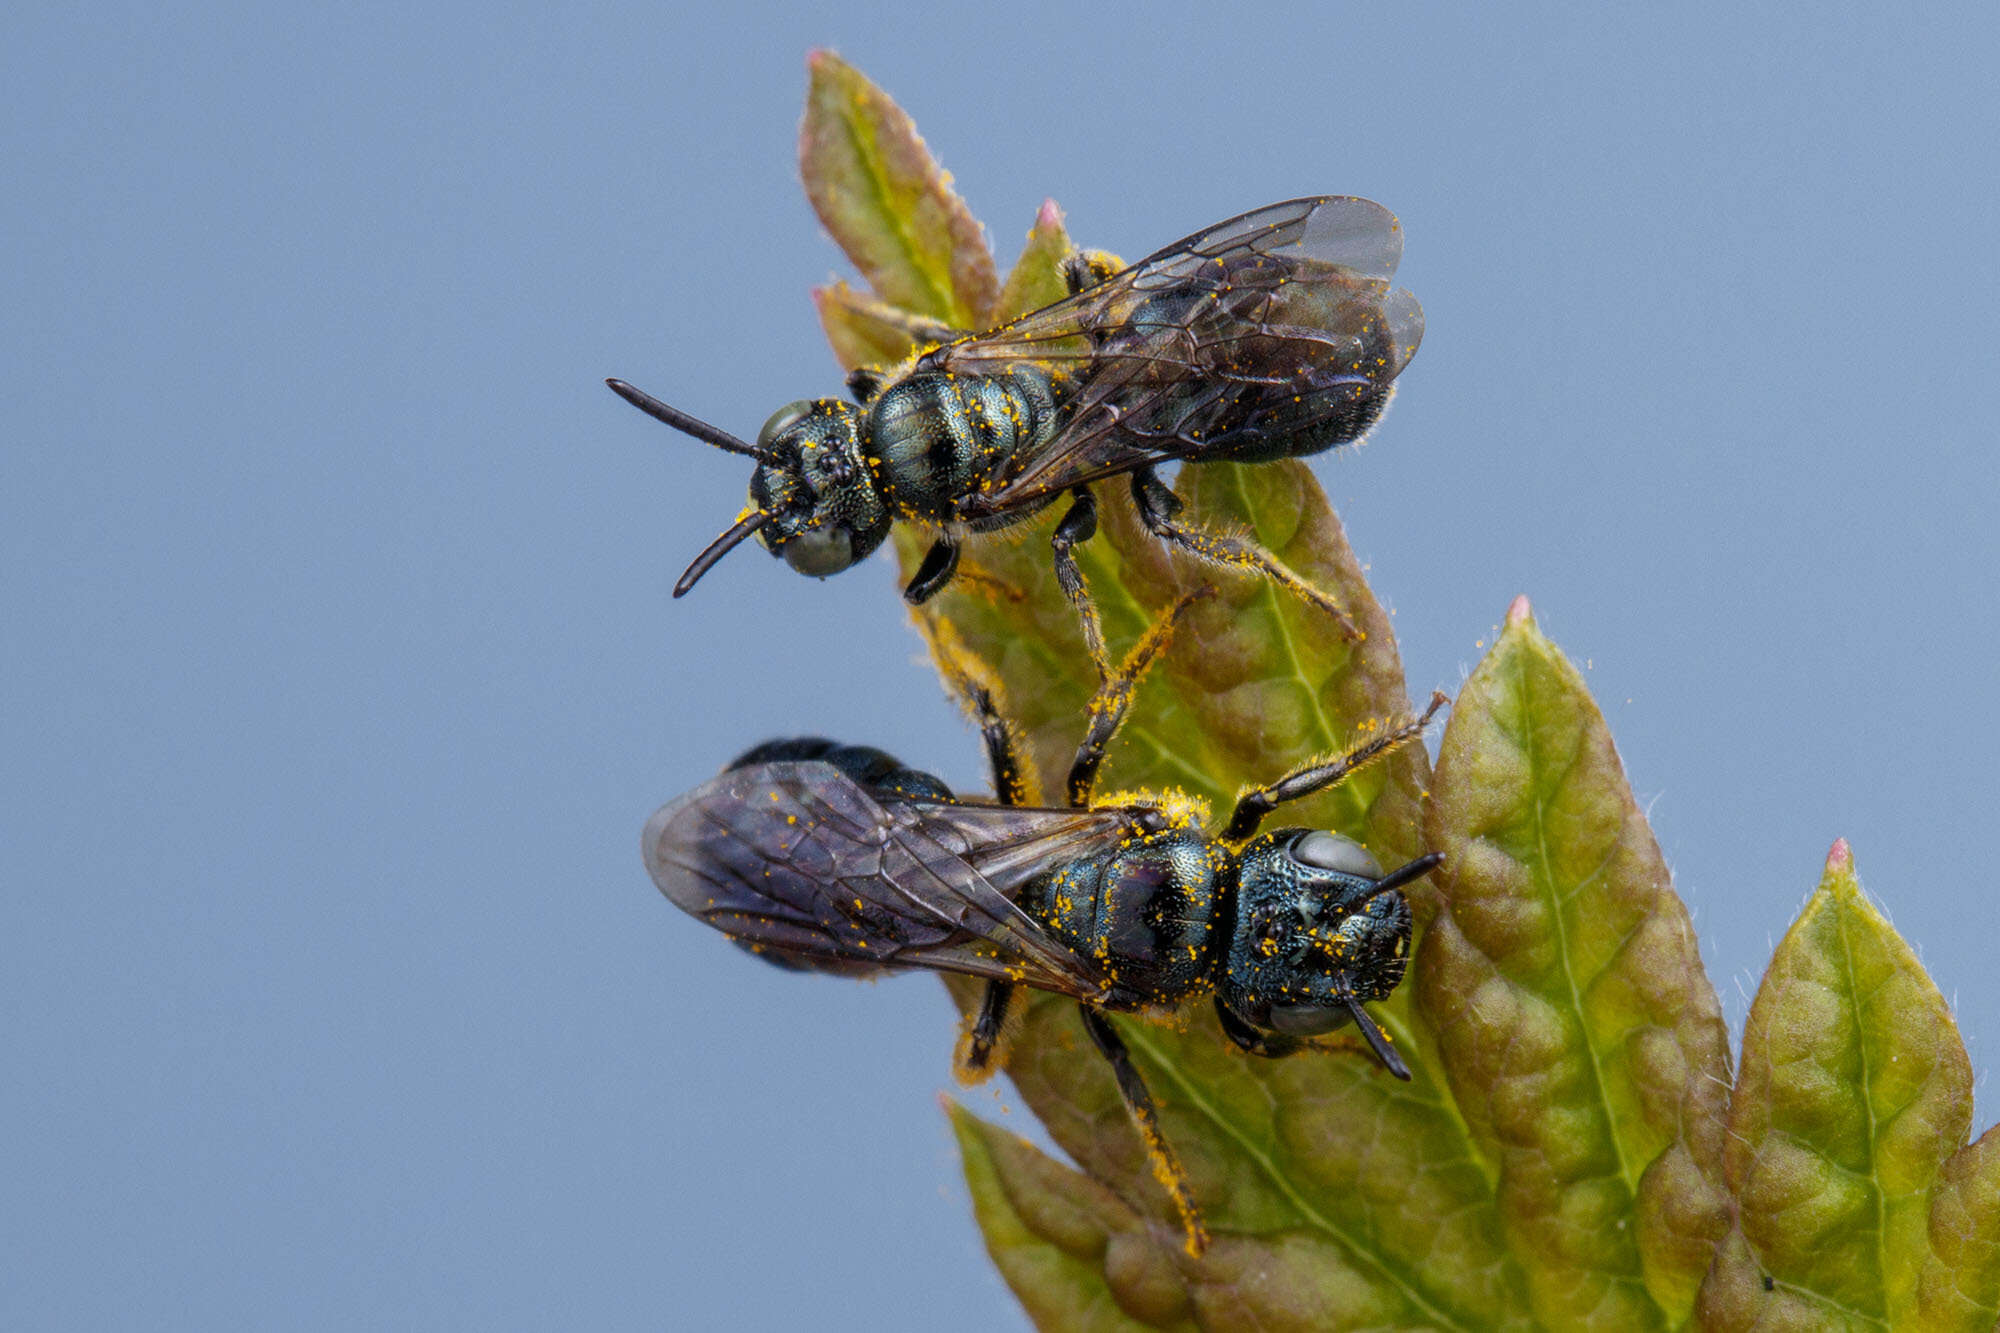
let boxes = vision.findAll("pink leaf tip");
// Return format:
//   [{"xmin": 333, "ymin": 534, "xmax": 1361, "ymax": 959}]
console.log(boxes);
[
  {"xmin": 1505, "ymin": 594, "xmax": 1533, "ymax": 626},
  {"xmin": 1826, "ymin": 837, "xmax": 1852, "ymax": 872},
  {"xmin": 1036, "ymin": 198, "xmax": 1063, "ymax": 229}
]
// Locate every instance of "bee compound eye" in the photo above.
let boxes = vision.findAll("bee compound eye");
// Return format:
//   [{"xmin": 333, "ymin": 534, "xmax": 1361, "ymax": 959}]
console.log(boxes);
[
  {"xmin": 1268, "ymin": 1002, "xmax": 1348, "ymax": 1037},
  {"xmin": 778, "ymin": 523, "xmax": 855, "ymax": 577},
  {"xmin": 1291, "ymin": 832, "xmax": 1382, "ymax": 878},
  {"xmin": 756, "ymin": 400, "xmax": 817, "ymax": 450}
]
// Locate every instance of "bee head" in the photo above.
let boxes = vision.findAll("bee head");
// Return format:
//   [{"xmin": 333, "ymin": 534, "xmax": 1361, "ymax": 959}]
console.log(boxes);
[
  {"xmin": 1218, "ymin": 829, "xmax": 1440, "ymax": 1079},
  {"xmin": 745, "ymin": 399, "xmax": 889, "ymax": 579},
  {"xmin": 605, "ymin": 380, "xmax": 889, "ymax": 595}
]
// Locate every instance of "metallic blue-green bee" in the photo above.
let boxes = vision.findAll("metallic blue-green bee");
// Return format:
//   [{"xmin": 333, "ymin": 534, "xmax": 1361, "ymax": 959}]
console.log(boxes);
[
  {"xmin": 610, "ymin": 196, "xmax": 1422, "ymax": 664},
  {"xmin": 642, "ymin": 596, "xmax": 1445, "ymax": 1256}
]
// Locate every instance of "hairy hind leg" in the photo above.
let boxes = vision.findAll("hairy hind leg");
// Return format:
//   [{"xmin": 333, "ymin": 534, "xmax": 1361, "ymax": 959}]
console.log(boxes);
[
  {"xmin": 1221, "ymin": 691, "xmax": 1448, "ymax": 841},
  {"xmin": 1079, "ymin": 1005, "xmax": 1208, "ymax": 1257},
  {"xmin": 916, "ymin": 615, "xmax": 1033, "ymax": 808},
  {"xmin": 919, "ymin": 622, "xmax": 1033, "ymax": 1081},
  {"xmin": 1130, "ymin": 466, "xmax": 1361, "ymax": 643},
  {"xmin": 1050, "ymin": 487, "xmax": 1114, "ymax": 682},
  {"xmin": 1064, "ymin": 585, "xmax": 1213, "ymax": 807},
  {"xmin": 955, "ymin": 980, "xmax": 1019, "ymax": 1083}
]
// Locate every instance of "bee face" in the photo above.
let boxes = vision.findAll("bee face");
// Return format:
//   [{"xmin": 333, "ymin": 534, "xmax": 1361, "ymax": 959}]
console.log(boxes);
[
  {"xmin": 1221, "ymin": 829, "xmax": 1414, "ymax": 1032},
  {"xmin": 746, "ymin": 399, "xmax": 890, "ymax": 577}
]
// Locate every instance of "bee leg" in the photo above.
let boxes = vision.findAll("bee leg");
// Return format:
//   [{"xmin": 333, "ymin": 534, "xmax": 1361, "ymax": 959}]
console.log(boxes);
[
  {"xmin": 830, "ymin": 293, "xmax": 965, "ymax": 353},
  {"xmin": 900, "ymin": 315, "xmax": 968, "ymax": 345},
  {"xmin": 903, "ymin": 534, "xmax": 962, "ymax": 605},
  {"xmin": 1129, "ymin": 467, "xmax": 1361, "ymax": 643},
  {"xmin": 845, "ymin": 366, "xmax": 887, "ymax": 404},
  {"xmin": 1050, "ymin": 487, "xmax": 1114, "ymax": 683},
  {"xmin": 1062, "ymin": 252, "xmax": 1124, "ymax": 351},
  {"xmin": 1214, "ymin": 995, "xmax": 1409, "ymax": 1071},
  {"xmin": 1212, "ymin": 995, "xmax": 1302, "ymax": 1057},
  {"xmin": 1065, "ymin": 585, "xmax": 1213, "ymax": 806},
  {"xmin": 1078, "ymin": 1005, "xmax": 1209, "ymax": 1258},
  {"xmin": 966, "ymin": 673, "xmax": 1028, "ymax": 810},
  {"xmin": 935, "ymin": 659, "xmax": 1028, "ymax": 1083},
  {"xmin": 1061, "ymin": 249, "xmax": 1123, "ymax": 296},
  {"xmin": 916, "ymin": 606, "xmax": 1039, "ymax": 806},
  {"xmin": 939, "ymin": 567, "xmax": 1028, "ymax": 605},
  {"xmin": 1221, "ymin": 691, "xmax": 1448, "ymax": 841},
  {"xmin": 954, "ymin": 980, "xmax": 1018, "ymax": 1082}
]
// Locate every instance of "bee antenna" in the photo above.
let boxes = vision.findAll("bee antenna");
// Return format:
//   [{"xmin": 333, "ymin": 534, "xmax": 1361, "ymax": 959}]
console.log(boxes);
[
  {"xmin": 1359, "ymin": 851, "xmax": 1444, "ymax": 905},
  {"xmin": 1340, "ymin": 992, "xmax": 1411, "ymax": 1080},
  {"xmin": 606, "ymin": 378, "xmax": 777, "ymax": 464},
  {"xmin": 675, "ymin": 511, "xmax": 769, "ymax": 598}
]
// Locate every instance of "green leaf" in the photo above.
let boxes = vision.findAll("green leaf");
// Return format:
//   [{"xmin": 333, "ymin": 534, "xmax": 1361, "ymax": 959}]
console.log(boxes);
[
  {"xmin": 950, "ymin": 1102, "xmax": 1198, "ymax": 1332},
  {"xmin": 1696, "ymin": 839, "xmax": 1984, "ymax": 1329},
  {"xmin": 811, "ymin": 280, "xmax": 939, "ymax": 373},
  {"xmin": 1916, "ymin": 1126, "xmax": 2000, "ymax": 1328},
  {"xmin": 1421, "ymin": 597, "xmax": 1734, "ymax": 1328},
  {"xmin": 798, "ymin": 50, "xmax": 998, "ymax": 328},
  {"xmin": 810, "ymin": 67, "xmax": 1513, "ymax": 1327},
  {"xmin": 776, "ymin": 57, "xmax": 1993, "ymax": 1333},
  {"xmin": 915, "ymin": 475, "xmax": 1529, "ymax": 1328}
]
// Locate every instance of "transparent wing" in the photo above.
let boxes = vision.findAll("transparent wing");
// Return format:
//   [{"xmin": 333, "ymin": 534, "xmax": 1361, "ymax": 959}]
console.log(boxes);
[
  {"xmin": 928, "ymin": 196, "xmax": 1424, "ymax": 510},
  {"xmin": 644, "ymin": 761, "xmax": 1151, "ymax": 996}
]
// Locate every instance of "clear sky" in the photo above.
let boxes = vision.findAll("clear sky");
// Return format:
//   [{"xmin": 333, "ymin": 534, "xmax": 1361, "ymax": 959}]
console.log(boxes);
[{"xmin": 7, "ymin": 2, "xmax": 1998, "ymax": 1327}]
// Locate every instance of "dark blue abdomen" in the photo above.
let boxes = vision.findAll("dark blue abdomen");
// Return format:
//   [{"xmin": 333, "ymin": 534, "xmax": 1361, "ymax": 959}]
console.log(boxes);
[
  {"xmin": 1019, "ymin": 828, "xmax": 1221, "ymax": 1007},
  {"xmin": 864, "ymin": 371, "xmax": 1059, "ymax": 526}
]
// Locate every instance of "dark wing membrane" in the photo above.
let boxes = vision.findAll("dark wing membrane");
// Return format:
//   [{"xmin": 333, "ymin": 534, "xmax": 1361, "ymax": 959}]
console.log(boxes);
[
  {"xmin": 644, "ymin": 761, "xmax": 1148, "ymax": 996},
  {"xmin": 928, "ymin": 196, "xmax": 1424, "ymax": 510}
]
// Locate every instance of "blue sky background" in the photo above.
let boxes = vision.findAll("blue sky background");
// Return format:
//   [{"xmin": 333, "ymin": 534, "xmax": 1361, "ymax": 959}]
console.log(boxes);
[{"xmin": 6, "ymin": 3, "xmax": 1998, "ymax": 1327}]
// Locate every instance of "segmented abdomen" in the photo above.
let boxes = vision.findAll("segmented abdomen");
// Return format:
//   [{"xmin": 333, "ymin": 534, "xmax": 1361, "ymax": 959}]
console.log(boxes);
[
  {"xmin": 1019, "ymin": 828, "xmax": 1223, "ymax": 1008},
  {"xmin": 865, "ymin": 371, "xmax": 1061, "ymax": 526}
]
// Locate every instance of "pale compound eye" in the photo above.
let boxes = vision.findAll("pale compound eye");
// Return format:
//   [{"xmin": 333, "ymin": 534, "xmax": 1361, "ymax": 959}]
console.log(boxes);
[
  {"xmin": 756, "ymin": 400, "xmax": 817, "ymax": 450},
  {"xmin": 1268, "ymin": 1002, "xmax": 1349, "ymax": 1036},
  {"xmin": 778, "ymin": 524, "xmax": 855, "ymax": 577},
  {"xmin": 1291, "ymin": 832, "xmax": 1381, "ymax": 878}
]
